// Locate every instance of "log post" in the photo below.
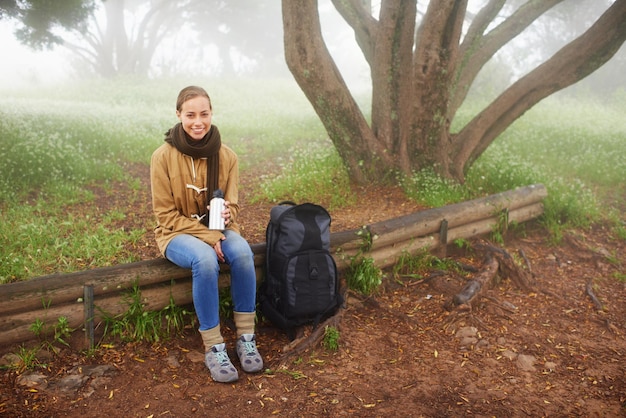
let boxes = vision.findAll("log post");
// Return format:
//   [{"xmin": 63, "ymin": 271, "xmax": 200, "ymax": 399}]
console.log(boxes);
[{"xmin": 84, "ymin": 284, "xmax": 95, "ymax": 350}]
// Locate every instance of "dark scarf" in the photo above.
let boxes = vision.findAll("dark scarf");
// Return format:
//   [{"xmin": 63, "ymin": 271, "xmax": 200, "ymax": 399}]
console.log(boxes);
[{"xmin": 165, "ymin": 123, "xmax": 221, "ymax": 215}]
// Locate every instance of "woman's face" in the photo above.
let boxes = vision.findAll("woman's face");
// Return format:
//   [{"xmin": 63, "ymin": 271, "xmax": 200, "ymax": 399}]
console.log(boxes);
[{"xmin": 176, "ymin": 95, "xmax": 212, "ymax": 140}]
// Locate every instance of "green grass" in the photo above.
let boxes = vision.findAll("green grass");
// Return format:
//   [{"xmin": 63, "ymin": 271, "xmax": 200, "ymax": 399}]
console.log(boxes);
[
  {"xmin": 404, "ymin": 94, "xmax": 626, "ymax": 241},
  {"xmin": 345, "ymin": 256, "xmax": 383, "ymax": 295},
  {"xmin": 400, "ymin": 168, "xmax": 469, "ymax": 207},
  {"xmin": 322, "ymin": 325, "xmax": 340, "ymax": 351},
  {"xmin": 0, "ymin": 80, "xmax": 167, "ymax": 282},
  {"xmin": 1, "ymin": 77, "xmax": 625, "ymax": 282},
  {"xmin": 466, "ymin": 96, "xmax": 624, "ymax": 238},
  {"xmin": 98, "ymin": 283, "xmax": 193, "ymax": 344},
  {"xmin": 0, "ymin": 196, "xmax": 144, "ymax": 281},
  {"xmin": 254, "ymin": 142, "xmax": 356, "ymax": 210},
  {"xmin": 10, "ymin": 345, "xmax": 43, "ymax": 372},
  {"xmin": 392, "ymin": 249, "xmax": 467, "ymax": 283}
]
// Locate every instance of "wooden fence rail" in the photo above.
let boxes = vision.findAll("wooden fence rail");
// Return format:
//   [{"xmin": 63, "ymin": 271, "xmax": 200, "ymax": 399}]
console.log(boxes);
[{"xmin": 0, "ymin": 184, "xmax": 547, "ymax": 347}]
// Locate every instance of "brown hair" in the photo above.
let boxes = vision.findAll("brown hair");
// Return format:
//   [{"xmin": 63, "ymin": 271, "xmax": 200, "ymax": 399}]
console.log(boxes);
[{"xmin": 176, "ymin": 86, "xmax": 212, "ymax": 112}]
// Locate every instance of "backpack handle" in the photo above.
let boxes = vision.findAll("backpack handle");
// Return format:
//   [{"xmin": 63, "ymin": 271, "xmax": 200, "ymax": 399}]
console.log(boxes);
[{"xmin": 277, "ymin": 200, "xmax": 297, "ymax": 206}]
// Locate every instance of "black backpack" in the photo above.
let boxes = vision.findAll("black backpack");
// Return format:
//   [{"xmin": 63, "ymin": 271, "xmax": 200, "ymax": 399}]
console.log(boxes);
[{"xmin": 259, "ymin": 202, "xmax": 343, "ymax": 339}]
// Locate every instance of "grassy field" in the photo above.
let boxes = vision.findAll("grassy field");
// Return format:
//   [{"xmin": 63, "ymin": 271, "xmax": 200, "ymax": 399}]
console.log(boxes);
[{"xmin": 1, "ymin": 78, "xmax": 624, "ymax": 283}]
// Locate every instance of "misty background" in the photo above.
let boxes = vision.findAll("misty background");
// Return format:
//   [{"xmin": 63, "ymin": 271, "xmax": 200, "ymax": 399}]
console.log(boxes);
[{"xmin": 0, "ymin": 0, "xmax": 624, "ymax": 99}]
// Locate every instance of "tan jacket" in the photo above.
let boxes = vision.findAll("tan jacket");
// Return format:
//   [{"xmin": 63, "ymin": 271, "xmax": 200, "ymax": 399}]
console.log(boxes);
[{"xmin": 150, "ymin": 142, "xmax": 242, "ymax": 255}]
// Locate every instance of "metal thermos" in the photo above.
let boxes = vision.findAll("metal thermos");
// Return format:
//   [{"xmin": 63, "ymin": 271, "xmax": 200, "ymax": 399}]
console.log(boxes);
[{"xmin": 208, "ymin": 189, "xmax": 225, "ymax": 230}]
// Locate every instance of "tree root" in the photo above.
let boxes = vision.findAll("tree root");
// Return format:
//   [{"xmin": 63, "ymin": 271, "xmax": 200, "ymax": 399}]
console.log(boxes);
[
  {"xmin": 483, "ymin": 295, "xmax": 518, "ymax": 314},
  {"xmin": 583, "ymin": 280, "xmax": 620, "ymax": 333},
  {"xmin": 274, "ymin": 308, "xmax": 344, "ymax": 366},
  {"xmin": 446, "ymin": 240, "xmax": 534, "ymax": 310},
  {"xmin": 585, "ymin": 280, "xmax": 604, "ymax": 311}
]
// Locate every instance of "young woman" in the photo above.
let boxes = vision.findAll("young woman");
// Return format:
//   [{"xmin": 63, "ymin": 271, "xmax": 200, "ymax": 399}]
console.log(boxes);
[{"xmin": 150, "ymin": 86, "xmax": 262, "ymax": 383}]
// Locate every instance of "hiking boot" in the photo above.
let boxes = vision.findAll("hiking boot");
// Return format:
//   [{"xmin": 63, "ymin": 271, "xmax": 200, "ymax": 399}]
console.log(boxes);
[
  {"xmin": 236, "ymin": 334, "xmax": 264, "ymax": 373},
  {"xmin": 204, "ymin": 343, "xmax": 238, "ymax": 383}
]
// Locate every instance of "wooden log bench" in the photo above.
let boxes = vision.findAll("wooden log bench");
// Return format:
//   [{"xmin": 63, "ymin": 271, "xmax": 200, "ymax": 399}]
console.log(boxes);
[{"xmin": 0, "ymin": 184, "xmax": 547, "ymax": 346}]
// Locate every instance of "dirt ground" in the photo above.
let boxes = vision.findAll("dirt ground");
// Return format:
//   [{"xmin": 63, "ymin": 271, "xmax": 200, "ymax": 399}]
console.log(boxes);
[{"xmin": 1, "ymin": 163, "xmax": 625, "ymax": 417}]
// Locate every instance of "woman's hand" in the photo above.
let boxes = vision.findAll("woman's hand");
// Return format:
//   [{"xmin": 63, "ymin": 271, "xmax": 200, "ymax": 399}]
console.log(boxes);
[
  {"xmin": 222, "ymin": 200, "xmax": 232, "ymax": 226},
  {"xmin": 214, "ymin": 237, "xmax": 225, "ymax": 262}
]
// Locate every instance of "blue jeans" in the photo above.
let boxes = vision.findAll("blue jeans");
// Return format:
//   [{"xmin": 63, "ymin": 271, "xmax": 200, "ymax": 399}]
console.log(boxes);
[{"xmin": 164, "ymin": 230, "xmax": 257, "ymax": 331}]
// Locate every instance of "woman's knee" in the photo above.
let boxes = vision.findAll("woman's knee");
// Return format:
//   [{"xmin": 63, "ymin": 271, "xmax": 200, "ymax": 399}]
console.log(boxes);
[
  {"xmin": 193, "ymin": 252, "xmax": 219, "ymax": 274},
  {"xmin": 166, "ymin": 234, "xmax": 219, "ymax": 273},
  {"xmin": 222, "ymin": 231, "xmax": 253, "ymax": 261}
]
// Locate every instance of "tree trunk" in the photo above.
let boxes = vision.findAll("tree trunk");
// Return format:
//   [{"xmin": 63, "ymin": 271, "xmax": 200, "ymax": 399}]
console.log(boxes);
[{"xmin": 283, "ymin": 0, "xmax": 391, "ymax": 183}]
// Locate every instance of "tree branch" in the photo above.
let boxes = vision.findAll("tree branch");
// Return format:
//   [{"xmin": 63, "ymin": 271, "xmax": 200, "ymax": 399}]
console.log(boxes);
[
  {"xmin": 451, "ymin": 0, "xmax": 565, "ymax": 114},
  {"xmin": 461, "ymin": 0, "xmax": 505, "ymax": 50},
  {"xmin": 331, "ymin": 0, "xmax": 378, "ymax": 66},
  {"xmin": 452, "ymin": 0, "xmax": 626, "ymax": 179}
]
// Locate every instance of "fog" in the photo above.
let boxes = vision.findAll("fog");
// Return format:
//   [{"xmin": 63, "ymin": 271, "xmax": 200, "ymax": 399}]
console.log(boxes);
[
  {"xmin": 0, "ymin": 24, "xmax": 71, "ymax": 86},
  {"xmin": 0, "ymin": 0, "xmax": 624, "ymax": 97},
  {"xmin": 0, "ymin": 1, "xmax": 371, "ymax": 92}
]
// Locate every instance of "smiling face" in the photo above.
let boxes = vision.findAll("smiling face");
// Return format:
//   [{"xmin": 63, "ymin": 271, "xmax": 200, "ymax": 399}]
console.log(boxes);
[{"xmin": 176, "ymin": 95, "xmax": 213, "ymax": 141}]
